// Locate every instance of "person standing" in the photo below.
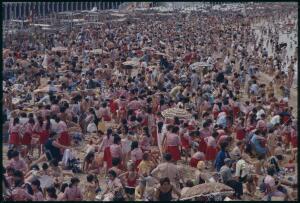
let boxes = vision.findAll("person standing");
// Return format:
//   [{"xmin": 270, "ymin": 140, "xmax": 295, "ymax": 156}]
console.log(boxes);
[
  {"xmin": 151, "ymin": 153, "xmax": 182, "ymax": 190},
  {"xmin": 130, "ymin": 141, "xmax": 143, "ymax": 171},
  {"xmin": 220, "ymin": 158, "xmax": 243, "ymax": 199},
  {"xmin": 57, "ymin": 117, "xmax": 71, "ymax": 146},
  {"xmin": 100, "ymin": 129, "xmax": 114, "ymax": 169},
  {"xmin": 9, "ymin": 118, "xmax": 21, "ymax": 149},
  {"xmin": 163, "ymin": 126, "xmax": 181, "ymax": 162},
  {"xmin": 109, "ymin": 135, "xmax": 123, "ymax": 170},
  {"xmin": 155, "ymin": 177, "xmax": 181, "ymax": 201},
  {"xmin": 21, "ymin": 117, "xmax": 35, "ymax": 156},
  {"xmin": 205, "ymin": 131, "xmax": 219, "ymax": 168},
  {"xmin": 62, "ymin": 177, "xmax": 83, "ymax": 201},
  {"xmin": 215, "ymin": 142, "xmax": 231, "ymax": 172}
]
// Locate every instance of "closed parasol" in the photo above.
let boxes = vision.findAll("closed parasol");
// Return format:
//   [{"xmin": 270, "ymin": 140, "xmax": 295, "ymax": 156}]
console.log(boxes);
[
  {"xmin": 180, "ymin": 183, "xmax": 234, "ymax": 200},
  {"xmin": 51, "ymin": 47, "xmax": 68, "ymax": 52},
  {"xmin": 189, "ymin": 62, "xmax": 212, "ymax": 70},
  {"xmin": 30, "ymin": 23, "xmax": 51, "ymax": 27},
  {"xmin": 161, "ymin": 107, "xmax": 192, "ymax": 119},
  {"xmin": 111, "ymin": 18, "xmax": 127, "ymax": 22},
  {"xmin": 33, "ymin": 85, "xmax": 60, "ymax": 93},
  {"xmin": 110, "ymin": 13, "xmax": 127, "ymax": 17},
  {"xmin": 142, "ymin": 47, "xmax": 156, "ymax": 51},
  {"xmin": 154, "ymin": 52, "xmax": 170, "ymax": 57},
  {"xmin": 122, "ymin": 60, "xmax": 140, "ymax": 67},
  {"xmin": 88, "ymin": 49, "xmax": 109, "ymax": 55}
]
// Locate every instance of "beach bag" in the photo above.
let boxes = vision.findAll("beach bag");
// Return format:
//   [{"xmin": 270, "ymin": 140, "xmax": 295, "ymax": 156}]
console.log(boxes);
[{"xmin": 67, "ymin": 158, "xmax": 82, "ymax": 173}]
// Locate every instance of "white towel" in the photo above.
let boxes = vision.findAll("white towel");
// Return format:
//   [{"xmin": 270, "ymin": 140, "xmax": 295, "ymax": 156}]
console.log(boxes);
[
  {"xmin": 87, "ymin": 122, "xmax": 97, "ymax": 133},
  {"xmin": 62, "ymin": 149, "xmax": 74, "ymax": 166},
  {"xmin": 39, "ymin": 175, "xmax": 54, "ymax": 189}
]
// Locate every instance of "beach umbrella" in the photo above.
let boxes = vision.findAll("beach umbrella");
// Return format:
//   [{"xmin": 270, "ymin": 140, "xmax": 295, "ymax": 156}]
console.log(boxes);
[
  {"xmin": 180, "ymin": 183, "xmax": 234, "ymax": 200},
  {"xmin": 161, "ymin": 107, "xmax": 192, "ymax": 119}
]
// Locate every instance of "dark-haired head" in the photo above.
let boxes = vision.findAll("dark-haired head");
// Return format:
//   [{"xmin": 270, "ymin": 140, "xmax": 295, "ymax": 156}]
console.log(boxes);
[
  {"xmin": 87, "ymin": 174, "xmax": 94, "ymax": 182},
  {"xmin": 42, "ymin": 163, "xmax": 49, "ymax": 170},
  {"xmin": 14, "ymin": 179, "xmax": 24, "ymax": 187},
  {"xmin": 60, "ymin": 183, "xmax": 68, "ymax": 193},
  {"xmin": 107, "ymin": 128, "xmax": 113, "ymax": 138},
  {"xmin": 30, "ymin": 164, "xmax": 40, "ymax": 171},
  {"xmin": 185, "ymin": 180, "xmax": 194, "ymax": 187},
  {"xmin": 113, "ymin": 135, "xmax": 121, "ymax": 144},
  {"xmin": 11, "ymin": 150, "xmax": 19, "ymax": 159},
  {"xmin": 143, "ymin": 126, "xmax": 150, "ymax": 137},
  {"xmin": 172, "ymin": 126, "xmax": 179, "ymax": 133},
  {"xmin": 46, "ymin": 186, "xmax": 57, "ymax": 199},
  {"xmin": 85, "ymin": 152, "xmax": 95, "ymax": 162},
  {"xmin": 203, "ymin": 121, "xmax": 209, "ymax": 128},
  {"xmin": 275, "ymin": 154, "xmax": 283, "ymax": 161},
  {"xmin": 220, "ymin": 141, "xmax": 229, "ymax": 151},
  {"xmin": 13, "ymin": 117, "xmax": 20, "ymax": 126},
  {"xmin": 142, "ymin": 153, "xmax": 149, "ymax": 161},
  {"xmin": 7, "ymin": 149, "xmax": 15, "ymax": 160},
  {"xmin": 112, "ymin": 157, "xmax": 121, "ymax": 166},
  {"xmin": 212, "ymin": 131, "xmax": 219, "ymax": 138},
  {"xmin": 174, "ymin": 117, "xmax": 180, "ymax": 125},
  {"xmin": 31, "ymin": 179, "xmax": 43, "ymax": 192},
  {"xmin": 13, "ymin": 170, "xmax": 24, "ymax": 183},
  {"xmin": 108, "ymin": 170, "xmax": 117, "ymax": 178},
  {"xmin": 131, "ymin": 141, "xmax": 139, "ymax": 151},
  {"xmin": 267, "ymin": 166, "xmax": 275, "ymax": 176},
  {"xmin": 163, "ymin": 153, "xmax": 172, "ymax": 162},
  {"xmin": 70, "ymin": 177, "xmax": 80, "ymax": 187},
  {"xmin": 50, "ymin": 159, "xmax": 59, "ymax": 167},
  {"xmin": 160, "ymin": 177, "xmax": 170, "ymax": 185}
]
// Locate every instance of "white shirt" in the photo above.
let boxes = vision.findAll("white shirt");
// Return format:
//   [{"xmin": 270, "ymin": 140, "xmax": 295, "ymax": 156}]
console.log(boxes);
[
  {"xmin": 19, "ymin": 117, "xmax": 29, "ymax": 125},
  {"xmin": 86, "ymin": 144, "xmax": 95, "ymax": 154},
  {"xmin": 50, "ymin": 119, "xmax": 59, "ymax": 133},
  {"xmin": 121, "ymin": 137, "xmax": 132, "ymax": 154},
  {"xmin": 235, "ymin": 159, "xmax": 249, "ymax": 178},
  {"xmin": 256, "ymin": 109, "xmax": 265, "ymax": 120},
  {"xmin": 87, "ymin": 122, "xmax": 97, "ymax": 133},
  {"xmin": 37, "ymin": 95, "xmax": 50, "ymax": 105},
  {"xmin": 231, "ymin": 146, "xmax": 241, "ymax": 161},
  {"xmin": 270, "ymin": 115, "xmax": 281, "ymax": 125}
]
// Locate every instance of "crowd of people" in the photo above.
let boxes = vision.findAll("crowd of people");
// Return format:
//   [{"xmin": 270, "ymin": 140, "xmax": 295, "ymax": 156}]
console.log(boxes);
[{"xmin": 2, "ymin": 2, "xmax": 298, "ymax": 201}]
